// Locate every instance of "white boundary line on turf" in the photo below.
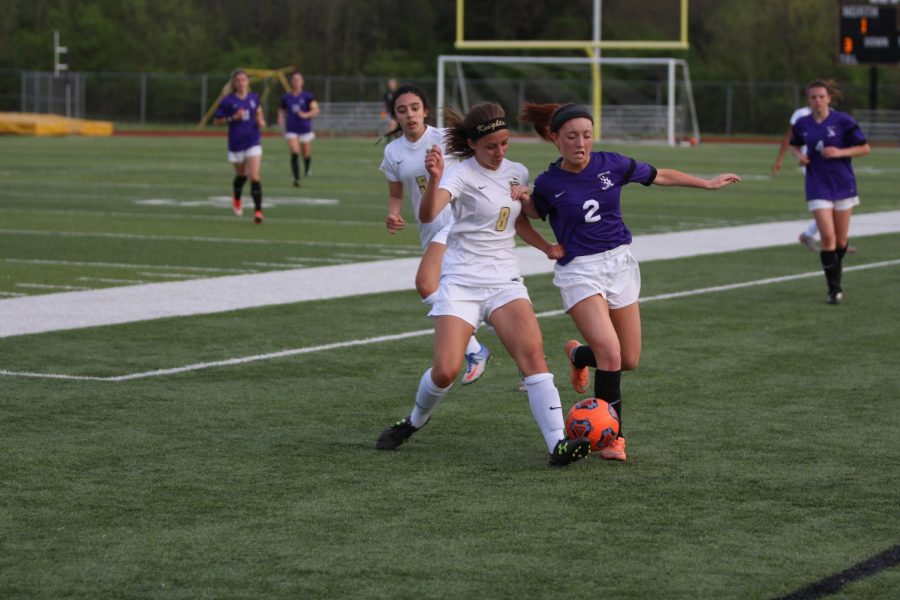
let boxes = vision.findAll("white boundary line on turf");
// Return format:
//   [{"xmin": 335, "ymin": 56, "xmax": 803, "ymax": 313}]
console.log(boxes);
[{"xmin": 3, "ymin": 259, "xmax": 897, "ymax": 383}]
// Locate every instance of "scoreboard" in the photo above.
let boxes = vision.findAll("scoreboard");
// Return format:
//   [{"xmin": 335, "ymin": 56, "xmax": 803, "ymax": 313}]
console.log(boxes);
[{"xmin": 839, "ymin": 1, "xmax": 900, "ymax": 64}]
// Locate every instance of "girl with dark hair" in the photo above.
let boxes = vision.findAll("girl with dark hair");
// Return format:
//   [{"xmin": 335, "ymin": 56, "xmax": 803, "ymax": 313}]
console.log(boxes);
[
  {"xmin": 379, "ymin": 84, "xmax": 491, "ymax": 385},
  {"xmin": 376, "ymin": 101, "xmax": 592, "ymax": 467},
  {"xmin": 518, "ymin": 102, "xmax": 740, "ymax": 461},
  {"xmin": 278, "ymin": 71, "xmax": 319, "ymax": 186},
  {"xmin": 789, "ymin": 79, "xmax": 870, "ymax": 304},
  {"xmin": 213, "ymin": 69, "xmax": 266, "ymax": 224}
]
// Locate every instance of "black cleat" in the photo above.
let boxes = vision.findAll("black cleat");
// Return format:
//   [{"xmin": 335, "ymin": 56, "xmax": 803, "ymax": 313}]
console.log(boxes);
[
  {"xmin": 376, "ymin": 416, "xmax": 421, "ymax": 450},
  {"xmin": 827, "ymin": 290, "xmax": 843, "ymax": 305},
  {"xmin": 548, "ymin": 437, "xmax": 591, "ymax": 467},
  {"xmin": 293, "ymin": 179, "xmax": 300, "ymax": 187}
]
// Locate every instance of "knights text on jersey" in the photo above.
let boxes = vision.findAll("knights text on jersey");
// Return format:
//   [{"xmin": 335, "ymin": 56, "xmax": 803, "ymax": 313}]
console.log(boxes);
[
  {"xmin": 438, "ymin": 156, "xmax": 529, "ymax": 286},
  {"xmin": 532, "ymin": 152, "xmax": 656, "ymax": 265}
]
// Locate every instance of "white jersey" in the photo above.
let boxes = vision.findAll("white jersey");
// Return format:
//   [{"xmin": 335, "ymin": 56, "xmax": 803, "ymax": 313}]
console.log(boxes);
[
  {"xmin": 790, "ymin": 107, "xmax": 812, "ymax": 155},
  {"xmin": 438, "ymin": 156, "xmax": 529, "ymax": 287},
  {"xmin": 380, "ymin": 125, "xmax": 454, "ymax": 247}
]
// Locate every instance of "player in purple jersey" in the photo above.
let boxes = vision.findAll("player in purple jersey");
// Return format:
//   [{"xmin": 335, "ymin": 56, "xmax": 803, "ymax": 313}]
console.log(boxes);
[
  {"xmin": 519, "ymin": 102, "xmax": 741, "ymax": 461},
  {"xmin": 376, "ymin": 101, "xmax": 592, "ymax": 467},
  {"xmin": 213, "ymin": 69, "xmax": 267, "ymax": 224},
  {"xmin": 277, "ymin": 72, "xmax": 320, "ymax": 186},
  {"xmin": 789, "ymin": 79, "xmax": 870, "ymax": 305}
]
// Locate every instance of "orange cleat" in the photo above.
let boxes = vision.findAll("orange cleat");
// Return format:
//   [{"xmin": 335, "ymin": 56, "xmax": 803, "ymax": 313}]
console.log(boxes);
[
  {"xmin": 254, "ymin": 209, "xmax": 264, "ymax": 224},
  {"xmin": 565, "ymin": 339, "xmax": 589, "ymax": 394},
  {"xmin": 599, "ymin": 436, "xmax": 626, "ymax": 461},
  {"xmin": 232, "ymin": 197, "xmax": 243, "ymax": 217}
]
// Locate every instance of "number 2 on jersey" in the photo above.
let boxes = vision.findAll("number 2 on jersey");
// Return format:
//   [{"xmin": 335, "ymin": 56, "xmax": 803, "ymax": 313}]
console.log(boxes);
[
  {"xmin": 495, "ymin": 207, "xmax": 511, "ymax": 231},
  {"xmin": 583, "ymin": 199, "xmax": 602, "ymax": 223}
]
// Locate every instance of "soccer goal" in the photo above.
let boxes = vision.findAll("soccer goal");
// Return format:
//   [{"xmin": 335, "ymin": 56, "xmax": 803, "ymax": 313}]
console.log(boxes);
[{"xmin": 436, "ymin": 55, "xmax": 700, "ymax": 145}]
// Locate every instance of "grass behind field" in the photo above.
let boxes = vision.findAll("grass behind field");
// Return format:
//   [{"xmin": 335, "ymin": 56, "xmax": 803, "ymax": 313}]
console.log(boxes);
[{"xmin": 1, "ymin": 135, "xmax": 899, "ymax": 598}]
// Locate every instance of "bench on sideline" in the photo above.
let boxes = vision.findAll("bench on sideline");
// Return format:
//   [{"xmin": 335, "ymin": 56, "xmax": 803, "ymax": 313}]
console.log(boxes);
[
  {"xmin": 315, "ymin": 101, "xmax": 383, "ymax": 135},
  {"xmin": 854, "ymin": 109, "xmax": 900, "ymax": 143}
]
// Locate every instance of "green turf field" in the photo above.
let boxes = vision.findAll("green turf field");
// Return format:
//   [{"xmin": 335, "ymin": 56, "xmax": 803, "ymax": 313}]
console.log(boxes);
[{"xmin": 1, "ymin": 135, "xmax": 898, "ymax": 598}]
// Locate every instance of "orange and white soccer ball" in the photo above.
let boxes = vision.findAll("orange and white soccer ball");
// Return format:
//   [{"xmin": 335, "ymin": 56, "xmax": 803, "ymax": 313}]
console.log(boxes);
[{"xmin": 565, "ymin": 398, "xmax": 620, "ymax": 452}]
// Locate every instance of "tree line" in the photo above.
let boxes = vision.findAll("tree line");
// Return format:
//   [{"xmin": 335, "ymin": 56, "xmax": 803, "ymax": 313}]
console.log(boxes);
[{"xmin": 2, "ymin": 0, "xmax": 896, "ymax": 91}]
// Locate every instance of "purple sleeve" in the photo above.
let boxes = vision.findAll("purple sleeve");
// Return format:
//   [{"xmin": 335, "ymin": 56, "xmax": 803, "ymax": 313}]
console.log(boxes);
[
  {"xmin": 843, "ymin": 115, "xmax": 867, "ymax": 146},
  {"xmin": 531, "ymin": 176, "xmax": 551, "ymax": 219},
  {"xmin": 213, "ymin": 97, "xmax": 231, "ymax": 119},
  {"xmin": 626, "ymin": 159, "xmax": 657, "ymax": 186},
  {"xmin": 280, "ymin": 94, "xmax": 289, "ymax": 110},
  {"xmin": 789, "ymin": 122, "xmax": 804, "ymax": 147}
]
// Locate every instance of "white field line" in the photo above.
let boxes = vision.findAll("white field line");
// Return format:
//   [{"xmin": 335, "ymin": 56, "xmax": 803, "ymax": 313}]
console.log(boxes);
[
  {"xmin": 3, "ymin": 259, "xmax": 897, "ymax": 383},
  {"xmin": 0, "ymin": 229, "xmax": 421, "ymax": 250},
  {"xmin": 16, "ymin": 283, "xmax": 91, "ymax": 291},
  {"xmin": 78, "ymin": 277, "xmax": 150, "ymax": 285},
  {"xmin": 3, "ymin": 258, "xmax": 257, "ymax": 274}
]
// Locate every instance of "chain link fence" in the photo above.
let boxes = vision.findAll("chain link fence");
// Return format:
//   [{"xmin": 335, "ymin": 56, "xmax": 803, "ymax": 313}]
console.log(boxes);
[{"xmin": 2, "ymin": 68, "xmax": 898, "ymax": 138}]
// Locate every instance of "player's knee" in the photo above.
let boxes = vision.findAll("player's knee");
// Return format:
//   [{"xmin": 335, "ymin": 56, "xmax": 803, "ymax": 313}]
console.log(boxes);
[
  {"xmin": 621, "ymin": 354, "xmax": 640, "ymax": 371},
  {"xmin": 430, "ymin": 364, "xmax": 459, "ymax": 388}
]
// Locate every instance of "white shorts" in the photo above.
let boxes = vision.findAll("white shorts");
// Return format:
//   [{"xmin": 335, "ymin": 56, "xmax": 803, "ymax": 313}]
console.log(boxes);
[
  {"xmin": 807, "ymin": 196, "xmax": 860, "ymax": 212},
  {"xmin": 285, "ymin": 132, "xmax": 315, "ymax": 143},
  {"xmin": 429, "ymin": 280, "xmax": 531, "ymax": 329},
  {"xmin": 553, "ymin": 245, "xmax": 641, "ymax": 311},
  {"xmin": 228, "ymin": 145, "xmax": 262, "ymax": 163},
  {"xmin": 419, "ymin": 221, "xmax": 452, "ymax": 248}
]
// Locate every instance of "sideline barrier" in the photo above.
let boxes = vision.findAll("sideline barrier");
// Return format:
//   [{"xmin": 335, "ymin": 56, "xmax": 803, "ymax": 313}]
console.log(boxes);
[{"xmin": 0, "ymin": 112, "xmax": 113, "ymax": 136}]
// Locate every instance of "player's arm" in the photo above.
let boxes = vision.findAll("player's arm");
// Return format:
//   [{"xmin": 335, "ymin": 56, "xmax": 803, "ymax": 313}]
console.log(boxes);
[
  {"xmin": 788, "ymin": 143, "xmax": 809, "ymax": 166},
  {"xmin": 822, "ymin": 143, "xmax": 870, "ymax": 160},
  {"xmin": 653, "ymin": 168, "xmax": 741, "ymax": 190},
  {"xmin": 385, "ymin": 181, "xmax": 406, "ymax": 234},
  {"xmin": 213, "ymin": 104, "xmax": 237, "ymax": 126},
  {"xmin": 772, "ymin": 125, "xmax": 793, "ymax": 175},
  {"xmin": 277, "ymin": 106, "xmax": 286, "ymax": 127},
  {"xmin": 511, "ymin": 184, "xmax": 540, "ymax": 219},
  {"xmin": 419, "ymin": 145, "xmax": 451, "ymax": 223},
  {"xmin": 303, "ymin": 100, "xmax": 321, "ymax": 119},
  {"xmin": 515, "ymin": 213, "xmax": 563, "ymax": 259},
  {"xmin": 255, "ymin": 105, "xmax": 266, "ymax": 128}
]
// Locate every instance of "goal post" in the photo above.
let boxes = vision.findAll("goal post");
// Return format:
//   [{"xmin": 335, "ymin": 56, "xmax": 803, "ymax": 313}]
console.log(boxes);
[{"xmin": 436, "ymin": 55, "xmax": 701, "ymax": 146}]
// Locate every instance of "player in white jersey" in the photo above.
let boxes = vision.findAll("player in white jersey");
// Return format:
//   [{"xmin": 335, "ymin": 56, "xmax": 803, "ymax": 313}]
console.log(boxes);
[
  {"xmin": 376, "ymin": 101, "xmax": 591, "ymax": 467},
  {"xmin": 379, "ymin": 84, "xmax": 490, "ymax": 384}
]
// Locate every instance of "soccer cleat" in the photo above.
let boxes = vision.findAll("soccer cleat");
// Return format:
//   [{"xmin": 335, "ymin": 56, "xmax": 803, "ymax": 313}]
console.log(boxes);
[
  {"xmin": 599, "ymin": 436, "xmax": 627, "ymax": 461},
  {"xmin": 254, "ymin": 209, "xmax": 264, "ymax": 224},
  {"xmin": 565, "ymin": 339, "xmax": 589, "ymax": 394},
  {"xmin": 375, "ymin": 416, "xmax": 421, "ymax": 450},
  {"xmin": 847, "ymin": 245, "xmax": 857, "ymax": 254},
  {"xmin": 293, "ymin": 179, "xmax": 301, "ymax": 188},
  {"xmin": 516, "ymin": 379, "xmax": 528, "ymax": 393},
  {"xmin": 798, "ymin": 233, "xmax": 817, "ymax": 251},
  {"xmin": 461, "ymin": 343, "xmax": 491, "ymax": 385},
  {"xmin": 548, "ymin": 437, "xmax": 591, "ymax": 467},
  {"xmin": 232, "ymin": 197, "xmax": 243, "ymax": 217},
  {"xmin": 826, "ymin": 290, "xmax": 843, "ymax": 305}
]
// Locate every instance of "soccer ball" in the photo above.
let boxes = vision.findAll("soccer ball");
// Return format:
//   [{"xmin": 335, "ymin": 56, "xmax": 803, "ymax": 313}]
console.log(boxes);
[{"xmin": 565, "ymin": 398, "xmax": 620, "ymax": 451}]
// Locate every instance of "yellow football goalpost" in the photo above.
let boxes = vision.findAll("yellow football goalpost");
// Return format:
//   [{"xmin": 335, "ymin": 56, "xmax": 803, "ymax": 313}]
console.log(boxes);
[
  {"xmin": 446, "ymin": 0, "xmax": 691, "ymax": 143},
  {"xmin": 198, "ymin": 67, "xmax": 295, "ymax": 128}
]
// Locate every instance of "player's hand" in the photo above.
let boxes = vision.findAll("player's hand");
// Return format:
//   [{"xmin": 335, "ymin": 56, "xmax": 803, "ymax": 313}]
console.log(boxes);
[
  {"xmin": 424, "ymin": 145, "xmax": 444, "ymax": 178},
  {"xmin": 771, "ymin": 161, "xmax": 781, "ymax": 176},
  {"xmin": 708, "ymin": 173, "xmax": 742, "ymax": 189},
  {"xmin": 821, "ymin": 146, "xmax": 842, "ymax": 159},
  {"xmin": 385, "ymin": 213, "xmax": 405, "ymax": 234},
  {"xmin": 232, "ymin": 108, "xmax": 244, "ymax": 120},
  {"xmin": 798, "ymin": 154, "xmax": 810, "ymax": 166},
  {"xmin": 510, "ymin": 185, "xmax": 530, "ymax": 202},
  {"xmin": 546, "ymin": 243, "xmax": 565, "ymax": 260}
]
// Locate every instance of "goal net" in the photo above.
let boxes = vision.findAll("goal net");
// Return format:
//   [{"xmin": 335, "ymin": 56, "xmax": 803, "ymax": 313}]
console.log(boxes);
[{"xmin": 436, "ymin": 55, "xmax": 700, "ymax": 145}]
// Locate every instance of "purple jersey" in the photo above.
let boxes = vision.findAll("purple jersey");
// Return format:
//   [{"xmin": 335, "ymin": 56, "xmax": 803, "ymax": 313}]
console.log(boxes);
[
  {"xmin": 214, "ymin": 92, "xmax": 261, "ymax": 152},
  {"xmin": 790, "ymin": 109, "xmax": 867, "ymax": 201},
  {"xmin": 532, "ymin": 152, "xmax": 656, "ymax": 265},
  {"xmin": 281, "ymin": 91, "xmax": 315, "ymax": 135}
]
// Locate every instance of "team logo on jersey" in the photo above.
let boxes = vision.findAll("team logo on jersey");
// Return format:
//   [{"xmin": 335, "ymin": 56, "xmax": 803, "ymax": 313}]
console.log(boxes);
[
  {"xmin": 597, "ymin": 170, "xmax": 614, "ymax": 191},
  {"xmin": 826, "ymin": 126, "xmax": 836, "ymax": 138}
]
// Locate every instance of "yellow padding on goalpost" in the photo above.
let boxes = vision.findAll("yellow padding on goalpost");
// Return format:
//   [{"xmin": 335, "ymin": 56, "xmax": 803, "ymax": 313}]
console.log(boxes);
[{"xmin": 0, "ymin": 112, "xmax": 114, "ymax": 136}]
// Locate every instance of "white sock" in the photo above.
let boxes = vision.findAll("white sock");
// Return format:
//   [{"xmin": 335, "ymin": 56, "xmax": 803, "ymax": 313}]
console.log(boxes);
[
  {"xmin": 410, "ymin": 368, "xmax": 451, "ymax": 428},
  {"xmin": 465, "ymin": 335, "xmax": 481, "ymax": 355},
  {"xmin": 523, "ymin": 372, "xmax": 565, "ymax": 452},
  {"xmin": 805, "ymin": 222, "xmax": 819, "ymax": 238},
  {"xmin": 423, "ymin": 291, "xmax": 439, "ymax": 307}
]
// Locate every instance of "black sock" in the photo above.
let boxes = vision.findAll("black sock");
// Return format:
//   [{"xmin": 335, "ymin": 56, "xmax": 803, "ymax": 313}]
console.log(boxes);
[
  {"xmin": 836, "ymin": 245, "xmax": 847, "ymax": 289},
  {"xmin": 819, "ymin": 249, "xmax": 841, "ymax": 293},
  {"xmin": 572, "ymin": 345, "xmax": 597, "ymax": 369},
  {"xmin": 304, "ymin": 156, "xmax": 311, "ymax": 175},
  {"xmin": 595, "ymin": 369, "xmax": 622, "ymax": 437},
  {"xmin": 233, "ymin": 175, "xmax": 248, "ymax": 200},
  {"xmin": 251, "ymin": 180, "xmax": 262, "ymax": 211},
  {"xmin": 290, "ymin": 153, "xmax": 300, "ymax": 180}
]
